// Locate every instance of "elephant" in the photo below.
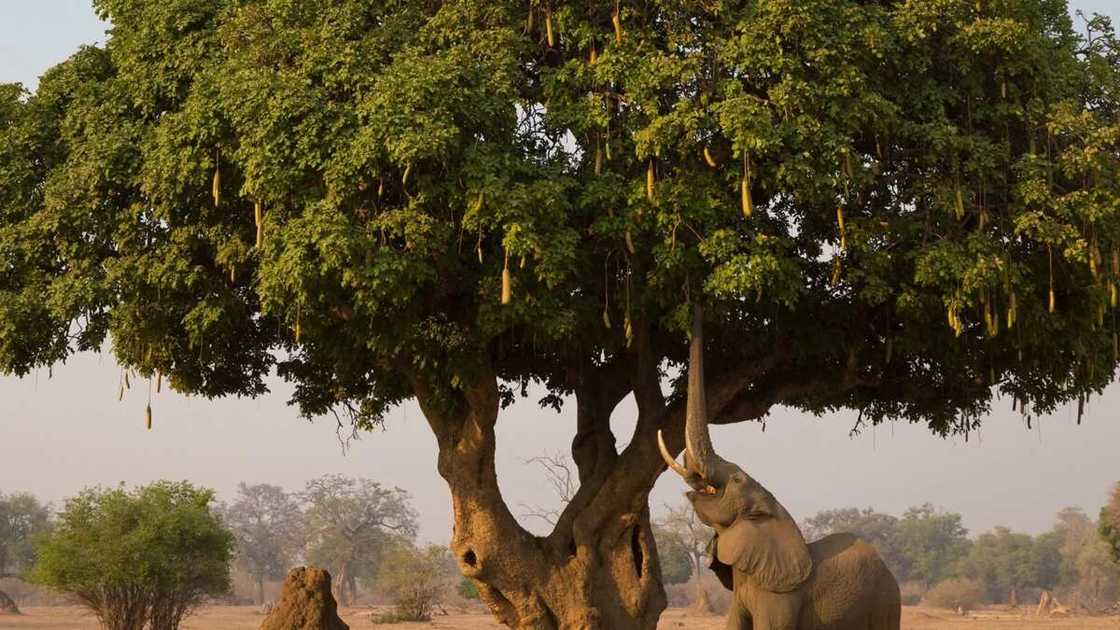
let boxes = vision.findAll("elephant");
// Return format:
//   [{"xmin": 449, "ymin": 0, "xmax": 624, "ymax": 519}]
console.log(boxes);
[{"xmin": 657, "ymin": 305, "xmax": 901, "ymax": 630}]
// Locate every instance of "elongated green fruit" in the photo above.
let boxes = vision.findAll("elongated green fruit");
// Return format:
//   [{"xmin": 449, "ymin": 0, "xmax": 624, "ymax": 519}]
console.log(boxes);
[
  {"xmin": 704, "ymin": 147, "xmax": 718, "ymax": 168},
  {"xmin": 501, "ymin": 257, "xmax": 512, "ymax": 305},
  {"xmin": 741, "ymin": 154, "xmax": 753, "ymax": 218}
]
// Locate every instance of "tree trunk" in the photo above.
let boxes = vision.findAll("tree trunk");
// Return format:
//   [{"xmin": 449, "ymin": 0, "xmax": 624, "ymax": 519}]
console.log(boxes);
[
  {"xmin": 414, "ymin": 362, "xmax": 668, "ymax": 629},
  {"xmin": 256, "ymin": 575, "xmax": 265, "ymax": 606}
]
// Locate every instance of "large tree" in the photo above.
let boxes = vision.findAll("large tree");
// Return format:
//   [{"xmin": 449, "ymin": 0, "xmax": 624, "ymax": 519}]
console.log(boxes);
[
  {"xmin": 221, "ymin": 482, "xmax": 304, "ymax": 605},
  {"xmin": 2, "ymin": 0, "xmax": 1119, "ymax": 627}
]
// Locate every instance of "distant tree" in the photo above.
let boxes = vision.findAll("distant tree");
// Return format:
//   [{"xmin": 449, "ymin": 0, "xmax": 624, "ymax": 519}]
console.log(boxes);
[
  {"xmin": 1053, "ymin": 508, "xmax": 1098, "ymax": 587},
  {"xmin": 302, "ymin": 474, "xmax": 417, "ymax": 606},
  {"xmin": 956, "ymin": 526, "xmax": 1040, "ymax": 605},
  {"xmin": 1100, "ymin": 483, "xmax": 1120, "ymax": 565},
  {"xmin": 374, "ymin": 544, "xmax": 458, "ymax": 623},
  {"xmin": 652, "ymin": 530, "xmax": 693, "ymax": 587},
  {"xmin": 1031, "ymin": 530, "xmax": 1063, "ymax": 592},
  {"xmin": 1048, "ymin": 506, "xmax": 1120, "ymax": 610},
  {"xmin": 802, "ymin": 507, "xmax": 904, "ymax": 578},
  {"xmin": 895, "ymin": 504, "xmax": 971, "ymax": 587},
  {"xmin": 28, "ymin": 482, "xmax": 233, "ymax": 630},
  {"xmin": 0, "ymin": 491, "xmax": 51, "ymax": 610},
  {"xmin": 654, "ymin": 499, "xmax": 703, "ymax": 587},
  {"xmin": 222, "ymin": 483, "xmax": 303, "ymax": 605}
]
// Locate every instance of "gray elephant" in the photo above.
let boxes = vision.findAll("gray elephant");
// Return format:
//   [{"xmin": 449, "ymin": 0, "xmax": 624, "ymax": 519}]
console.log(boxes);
[{"xmin": 658, "ymin": 305, "xmax": 900, "ymax": 630}]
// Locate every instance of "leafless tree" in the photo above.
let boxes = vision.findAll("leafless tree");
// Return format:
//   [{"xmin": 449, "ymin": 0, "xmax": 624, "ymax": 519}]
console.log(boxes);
[
  {"xmin": 657, "ymin": 502, "xmax": 712, "ymax": 611},
  {"xmin": 518, "ymin": 451, "xmax": 578, "ymax": 526}
]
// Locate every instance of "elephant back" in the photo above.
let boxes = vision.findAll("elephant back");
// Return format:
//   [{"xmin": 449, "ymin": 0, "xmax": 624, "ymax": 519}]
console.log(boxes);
[{"xmin": 801, "ymin": 533, "xmax": 900, "ymax": 629}]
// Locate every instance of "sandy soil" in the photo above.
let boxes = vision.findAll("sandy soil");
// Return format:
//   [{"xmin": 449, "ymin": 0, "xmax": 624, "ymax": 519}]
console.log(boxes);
[{"xmin": 1, "ymin": 606, "xmax": 1117, "ymax": 629}]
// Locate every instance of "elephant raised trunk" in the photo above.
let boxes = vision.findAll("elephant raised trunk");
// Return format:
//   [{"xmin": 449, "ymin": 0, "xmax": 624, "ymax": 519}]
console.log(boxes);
[
  {"xmin": 658, "ymin": 303, "xmax": 728, "ymax": 490},
  {"xmin": 683, "ymin": 303, "xmax": 730, "ymax": 485}
]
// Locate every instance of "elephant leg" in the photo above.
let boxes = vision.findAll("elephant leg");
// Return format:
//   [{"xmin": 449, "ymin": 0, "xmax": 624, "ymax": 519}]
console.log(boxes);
[{"xmin": 725, "ymin": 598, "xmax": 752, "ymax": 630}]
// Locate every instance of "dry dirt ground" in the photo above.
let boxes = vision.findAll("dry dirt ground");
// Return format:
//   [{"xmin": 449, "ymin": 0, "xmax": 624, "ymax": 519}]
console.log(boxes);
[{"xmin": 1, "ymin": 606, "xmax": 1118, "ymax": 629}]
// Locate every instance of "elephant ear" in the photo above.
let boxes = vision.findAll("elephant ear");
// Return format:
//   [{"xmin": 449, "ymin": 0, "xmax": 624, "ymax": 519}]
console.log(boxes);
[
  {"xmin": 715, "ymin": 505, "xmax": 813, "ymax": 593},
  {"xmin": 706, "ymin": 534, "xmax": 735, "ymax": 591}
]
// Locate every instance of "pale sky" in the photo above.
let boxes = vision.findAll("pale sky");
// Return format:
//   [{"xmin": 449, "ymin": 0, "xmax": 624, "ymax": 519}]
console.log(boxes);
[{"xmin": 1, "ymin": 2, "xmax": 1119, "ymax": 546}]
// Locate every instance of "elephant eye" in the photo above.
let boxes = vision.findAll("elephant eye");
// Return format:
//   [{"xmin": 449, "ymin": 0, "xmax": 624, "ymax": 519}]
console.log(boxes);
[{"xmin": 744, "ymin": 511, "xmax": 768, "ymax": 521}]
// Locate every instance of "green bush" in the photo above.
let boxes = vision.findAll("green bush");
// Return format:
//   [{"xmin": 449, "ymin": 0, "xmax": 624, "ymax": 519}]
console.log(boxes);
[
  {"xmin": 457, "ymin": 576, "xmax": 480, "ymax": 601},
  {"xmin": 375, "ymin": 544, "xmax": 456, "ymax": 622},
  {"xmin": 28, "ymin": 481, "xmax": 233, "ymax": 630},
  {"xmin": 924, "ymin": 578, "xmax": 985, "ymax": 613}
]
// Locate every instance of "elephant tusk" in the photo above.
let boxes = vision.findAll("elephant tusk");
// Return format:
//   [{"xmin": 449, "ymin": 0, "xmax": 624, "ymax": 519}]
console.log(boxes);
[{"xmin": 657, "ymin": 430, "xmax": 690, "ymax": 479}]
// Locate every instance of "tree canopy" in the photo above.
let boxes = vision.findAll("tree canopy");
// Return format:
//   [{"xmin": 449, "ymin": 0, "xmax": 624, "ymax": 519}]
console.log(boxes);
[{"xmin": 2, "ymin": 0, "xmax": 1118, "ymax": 433}]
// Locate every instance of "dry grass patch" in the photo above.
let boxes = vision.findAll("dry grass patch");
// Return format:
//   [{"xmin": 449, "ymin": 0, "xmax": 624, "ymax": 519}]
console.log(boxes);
[{"xmin": 3, "ymin": 606, "xmax": 1118, "ymax": 629}]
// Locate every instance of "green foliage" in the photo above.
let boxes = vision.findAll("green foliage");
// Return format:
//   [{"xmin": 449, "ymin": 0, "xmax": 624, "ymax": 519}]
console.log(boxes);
[
  {"xmin": 924, "ymin": 577, "xmax": 985, "ymax": 612},
  {"xmin": 654, "ymin": 503, "xmax": 709, "ymax": 585},
  {"xmin": 1, "ymin": 0, "xmax": 1118, "ymax": 438},
  {"xmin": 956, "ymin": 526, "xmax": 1043, "ymax": 603},
  {"xmin": 28, "ymin": 481, "xmax": 233, "ymax": 630},
  {"xmin": 456, "ymin": 576, "xmax": 480, "ymax": 601},
  {"xmin": 653, "ymin": 528, "xmax": 693, "ymax": 586},
  {"xmin": 1100, "ymin": 482, "xmax": 1120, "ymax": 564},
  {"xmin": 0, "ymin": 491, "xmax": 50, "ymax": 579},
  {"xmin": 375, "ymin": 544, "xmax": 458, "ymax": 622},
  {"xmin": 804, "ymin": 504, "xmax": 968, "ymax": 585},
  {"xmin": 895, "ymin": 504, "xmax": 971, "ymax": 586}
]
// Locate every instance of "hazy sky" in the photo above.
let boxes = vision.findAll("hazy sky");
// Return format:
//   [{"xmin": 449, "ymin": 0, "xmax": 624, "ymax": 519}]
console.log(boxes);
[{"xmin": 2, "ymin": 2, "xmax": 1119, "ymax": 546}]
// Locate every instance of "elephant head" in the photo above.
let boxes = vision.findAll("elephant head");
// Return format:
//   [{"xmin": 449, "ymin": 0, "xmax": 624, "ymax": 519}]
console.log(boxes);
[{"xmin": 658, "ymin": 305, "xmax": 813, "ymax": 593}]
